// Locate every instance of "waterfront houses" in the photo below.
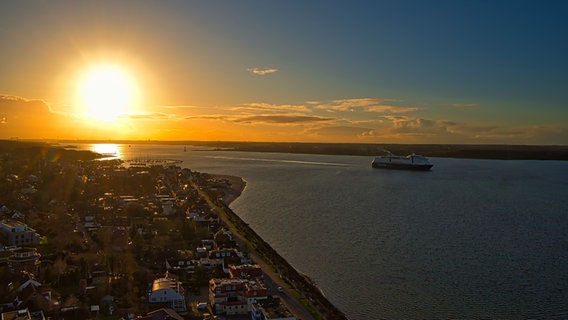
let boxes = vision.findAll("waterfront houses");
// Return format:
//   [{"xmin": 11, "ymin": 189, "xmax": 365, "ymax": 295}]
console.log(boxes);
[
  {"xmin": 0, "ymin": 143, "xmax": 305, "ymax": 319},
  {"xmin": 201, "ymin": 248, "xmax": 250, "ymax": 273},
  {"xmin": 228, "ymin": 264, "xmax": 263, "ymax": 279},
  {"xmin": 208, "ymin": 278, "xmax": 269, "ymax": 316},
  {"xmin": 251, "ymin": 297, "xmax": 296, "ymax": 320}
]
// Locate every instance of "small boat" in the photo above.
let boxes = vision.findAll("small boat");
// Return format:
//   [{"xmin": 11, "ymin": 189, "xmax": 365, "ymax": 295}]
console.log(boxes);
[{"xmin": 372, "ymin": 152, "xmax": 433, "ymax": 171}]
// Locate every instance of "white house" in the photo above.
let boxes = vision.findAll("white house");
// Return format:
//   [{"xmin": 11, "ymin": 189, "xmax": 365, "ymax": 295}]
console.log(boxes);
[{"xmin": 148, "ymin": 272, "xmax": 187, "ymax": 312}]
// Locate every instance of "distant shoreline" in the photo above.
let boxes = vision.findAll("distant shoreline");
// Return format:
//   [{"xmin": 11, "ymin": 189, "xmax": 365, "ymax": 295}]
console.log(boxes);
[
  {"xmin": 5, "ymin": 139, "xmax": 568, "ymax": 160},
  {"xmin": 53, "ymin": 139, "xmax": 568, "ymax": 161}
]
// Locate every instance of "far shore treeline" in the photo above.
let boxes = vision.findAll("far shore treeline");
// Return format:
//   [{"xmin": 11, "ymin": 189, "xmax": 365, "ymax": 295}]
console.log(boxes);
[
  {"xmin": 3, "ymin": 140, "xmax": 568, "ymax": 161},
  {"xmin": 0, "ymin": 140, "xmax": 102, "ymax": 162}
]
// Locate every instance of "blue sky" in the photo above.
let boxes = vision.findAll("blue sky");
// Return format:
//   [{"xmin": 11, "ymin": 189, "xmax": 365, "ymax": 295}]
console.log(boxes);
[{"xmin": 1, "ymin": 1, "xmax": 567, "ymax": 143}]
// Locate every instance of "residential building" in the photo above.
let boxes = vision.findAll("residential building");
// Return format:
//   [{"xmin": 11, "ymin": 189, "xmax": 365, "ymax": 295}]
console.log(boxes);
[
  {"xmin": 0, "ymin": 220, "xmax": 40, "ymax": 247},
  {"xmin": 251, "ymin": 297, "xmax": 296, "ymax": 320},
  {"xmin": 148, "ymin": 272, "xmax": 186, "ymax": 313},
  {"xmin": 0, "ymin": 308, "xmax": 45, "ymax": 320},
  {"xmin": 7, "ymin": 248, "xmax": 41, "ymax": 274},
  {"xmin": 200, "ymin": 248, "xmax": 250, "ymax": 273},
  {"xmin": 208, "ymin": 278, "xmax": 269, "ymax": 316},
  {"xmin": 228, "ymin": 264, "xmax": 263, "ymax": 279},
  {"xmin": 11, "ymin": 279, "xmax": 55, "ymax": 315},
  {"xmin": 137, "ymin": 308, "xmax": 183, "ymax": 320}
]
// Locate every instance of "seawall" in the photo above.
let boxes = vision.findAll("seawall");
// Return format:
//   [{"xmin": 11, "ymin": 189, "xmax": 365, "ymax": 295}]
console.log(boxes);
[{"xmin": 200, "ymin": 175, "xmax": 348, "ymax": 320}]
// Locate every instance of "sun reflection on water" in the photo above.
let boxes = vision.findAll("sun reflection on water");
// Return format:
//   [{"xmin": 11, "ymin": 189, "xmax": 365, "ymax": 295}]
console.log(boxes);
[{"xmin": 91, "ymin": 143, "xmax": 122, "ymax": 159}]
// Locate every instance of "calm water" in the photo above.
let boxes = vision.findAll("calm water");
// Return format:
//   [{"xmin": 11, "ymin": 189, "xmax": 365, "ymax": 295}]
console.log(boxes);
[{"xmin": 79, "ymin": 144, "xmax": 568, "ymax": 319}]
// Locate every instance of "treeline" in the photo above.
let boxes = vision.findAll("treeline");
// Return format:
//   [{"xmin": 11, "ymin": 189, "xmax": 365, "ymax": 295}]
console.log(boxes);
[
  {"xmin": 211, "ymin": 142, "xmax": 568, "ymax": 160},
  {"xmin": 43, "ymin": 139, "xmax": 568, "ymax": 160},
  {"xmin": 0, "ymin": 140, "xmax": 101, "ymax": 162}
]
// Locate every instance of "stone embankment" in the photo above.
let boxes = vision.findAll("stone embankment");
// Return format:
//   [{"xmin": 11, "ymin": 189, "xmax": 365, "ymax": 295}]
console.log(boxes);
[{"xmin": 201, "ymin": 175, "xmax": 349, "ymax": 320}]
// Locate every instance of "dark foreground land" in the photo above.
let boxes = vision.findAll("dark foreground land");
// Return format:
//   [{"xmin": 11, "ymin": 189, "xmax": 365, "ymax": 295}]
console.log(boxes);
[
  {"xmin": 2, "ymin": 139, "xmax": 565, "ymax": 319},
  {"xmin": 0, "ymin": 140, "xmax": 343, "ymax": 319},
  {"xmin": 58, "ymin": 140, "xmax": 568, "ymax": 160},
  {"xmin": 0, "ymin": 140, "xmax": 102, "ymax": 161}
]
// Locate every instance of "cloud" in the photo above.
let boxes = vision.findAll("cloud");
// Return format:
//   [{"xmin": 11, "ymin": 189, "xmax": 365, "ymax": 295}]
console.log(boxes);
[
  {"xmin": 232, "ymin": 115, "xmax": 334, "ymax": 125},
  {"xmin": 332, "ymin": 98, "xmax": 382, "ymax": 107},
  {"xmin": 524, "ymin": 125, "xmax": 568, "ymax": 144},
  {"xmin": 0, "ymin": 94, "xmax": 80, "ymax": 138},
  {"xmin": 306, "ymin": 125, "xmax": 376, "ymax": 138},
  {"xmin": 161, "ymin": 105, "xmax": 199, "ymax": 109},
  {"xmin": 1, "ymin": 95, "xmax": 54, "ymax": 116},
  {"xmin": 316, "ymin": 98, "xmax": 417, "ymax": 113},
  {"xmin": 366, "ymin": 105, "xmax": 418, "ymax": 113},
  {"xmin": 230, "ymin": 102, "xmax": 310, "ymax": 113},
  {"xmin": 380, "ymin": 115, "xmax": 551, "ymax": 143},
  {"xmin": 184, "ymin": 115, "xmax": 228, "ymax": 121},
  {"xmin": 183, "ymin": 114, "xmax": 322, "ymax": 124},
  {"xmin": 248, "ymin": 67, "xmax": 279, "ymax": 75},
  {"xmin": 387, "ymin": 116, "xmax": 458, "ymax": 134},
  {"xmin": 120, "ymin": 112, "xmax": 177, "ymax": 120}
]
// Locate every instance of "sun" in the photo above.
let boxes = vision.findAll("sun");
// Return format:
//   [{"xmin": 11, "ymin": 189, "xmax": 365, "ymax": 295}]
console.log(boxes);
[{"xmin": 78, "ymin": 65, "xmax": 135, "ymax": 121}]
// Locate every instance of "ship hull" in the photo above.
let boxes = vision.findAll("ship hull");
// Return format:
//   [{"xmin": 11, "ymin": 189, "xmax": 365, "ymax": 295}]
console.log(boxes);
[
  {"xmin": 372, "ymin": 153, "xmax": 434, "ymax": 171},
  {"xmin": 372, "ymin": 162, "xmax": 433, "ymax": 171}
]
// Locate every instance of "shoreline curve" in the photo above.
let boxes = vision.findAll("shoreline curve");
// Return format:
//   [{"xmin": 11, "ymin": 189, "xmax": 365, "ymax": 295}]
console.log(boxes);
[{"xmin": 205, "ymin": 174, "xmax": 348, "ymax": 320}]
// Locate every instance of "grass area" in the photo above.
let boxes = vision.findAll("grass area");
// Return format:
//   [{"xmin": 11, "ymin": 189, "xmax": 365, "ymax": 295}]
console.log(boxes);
[{"xmin": 291, "ymin": 289, "xmax": 323, "ymax": 320}]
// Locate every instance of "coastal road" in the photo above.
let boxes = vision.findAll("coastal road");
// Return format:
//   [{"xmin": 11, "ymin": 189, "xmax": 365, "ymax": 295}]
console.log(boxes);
[
  {"xmin": 193, "ymin": 180, "xmax": 315, "ymax": 320},
  {"xmin": 244, "ymin": 242, "xmax": 315, "ymax": 320}
]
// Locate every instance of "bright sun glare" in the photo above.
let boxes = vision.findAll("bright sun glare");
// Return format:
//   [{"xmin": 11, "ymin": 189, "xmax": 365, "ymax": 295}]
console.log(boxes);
[{"xmin": 79, "ymin": 65, "xmax": 135, "ymax": 121}]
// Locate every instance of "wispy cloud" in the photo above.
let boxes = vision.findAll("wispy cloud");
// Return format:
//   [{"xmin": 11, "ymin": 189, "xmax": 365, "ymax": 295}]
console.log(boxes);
[
  {"xmin": 232, "ymin": 115, "xmax": 333, "ymax": 125},
  {"xmin": 183, "ymin": 115, "xmax": 228, "ymax": 121},
  {"xmin": 316, "ymin": 98, "xmax": 418, "ymax": 114},
  {"xmin": 366, "ymin": 105, "xmax": 418, "ymax": 113},
  {"xmin": 161, "ymin": 105, "xmax": 199, "ymax": 109},
  {"xmin": 183, "ymin": 113, "xmax": 334, "ymax": 126},
  {"xmin": 386, "ymin": 116, "xmax": 457, "ymax": 134},
  {"xmin": 0, "ymin": 95, "xmax": 54, "ymax": 115},
  {"xmin": 248, "ymin": 67, "xmax": 279, "ymax": 75},
  {"xmin": 230, "ymin": 102, "xmax": 310, "ymax": 113},
  {"xmin": 306, "ymin": 125, "xmax": 376, "ymax": 138},
  {"xmin": 120, "ymin": 112, "xmax": 177, "ymax": 120},
  {"xmin": 332, "ymin": 98, "xmax": 382, "ymax": 107}
]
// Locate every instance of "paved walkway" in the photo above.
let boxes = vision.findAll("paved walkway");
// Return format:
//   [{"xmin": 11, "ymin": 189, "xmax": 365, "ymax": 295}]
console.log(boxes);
[{"xmin": 195, "ymin": 181, "xmax": 315, "ymax": 320}]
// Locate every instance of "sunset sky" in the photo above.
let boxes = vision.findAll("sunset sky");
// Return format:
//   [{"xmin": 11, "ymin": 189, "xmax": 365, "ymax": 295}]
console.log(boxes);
[{"xmin": 1, "ymin": 1, "xmax": 567, "ymax": 144}]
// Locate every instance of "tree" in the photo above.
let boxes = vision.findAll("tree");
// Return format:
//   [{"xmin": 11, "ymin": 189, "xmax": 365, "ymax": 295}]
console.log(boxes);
[{"xmin": 54, "ymin": 257, "xmax": 67, "ymax": 287}]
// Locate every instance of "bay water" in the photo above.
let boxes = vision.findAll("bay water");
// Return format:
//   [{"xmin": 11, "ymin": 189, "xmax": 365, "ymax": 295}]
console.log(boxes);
[{"xmin": 82, "ymin": 144, "xmax": 568, "ymax": 319}]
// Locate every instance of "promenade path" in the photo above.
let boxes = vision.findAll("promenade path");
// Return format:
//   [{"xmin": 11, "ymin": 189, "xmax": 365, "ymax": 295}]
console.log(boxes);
[{"xmin": 192, "ymin": 178, "xmax": 316, "ymax": 320}]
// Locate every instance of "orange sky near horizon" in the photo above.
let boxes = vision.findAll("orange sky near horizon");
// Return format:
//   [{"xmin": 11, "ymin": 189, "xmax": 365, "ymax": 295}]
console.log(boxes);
[{"xmin": 1, "ymin": 1, "xmax": 567, "ymax": 145}]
